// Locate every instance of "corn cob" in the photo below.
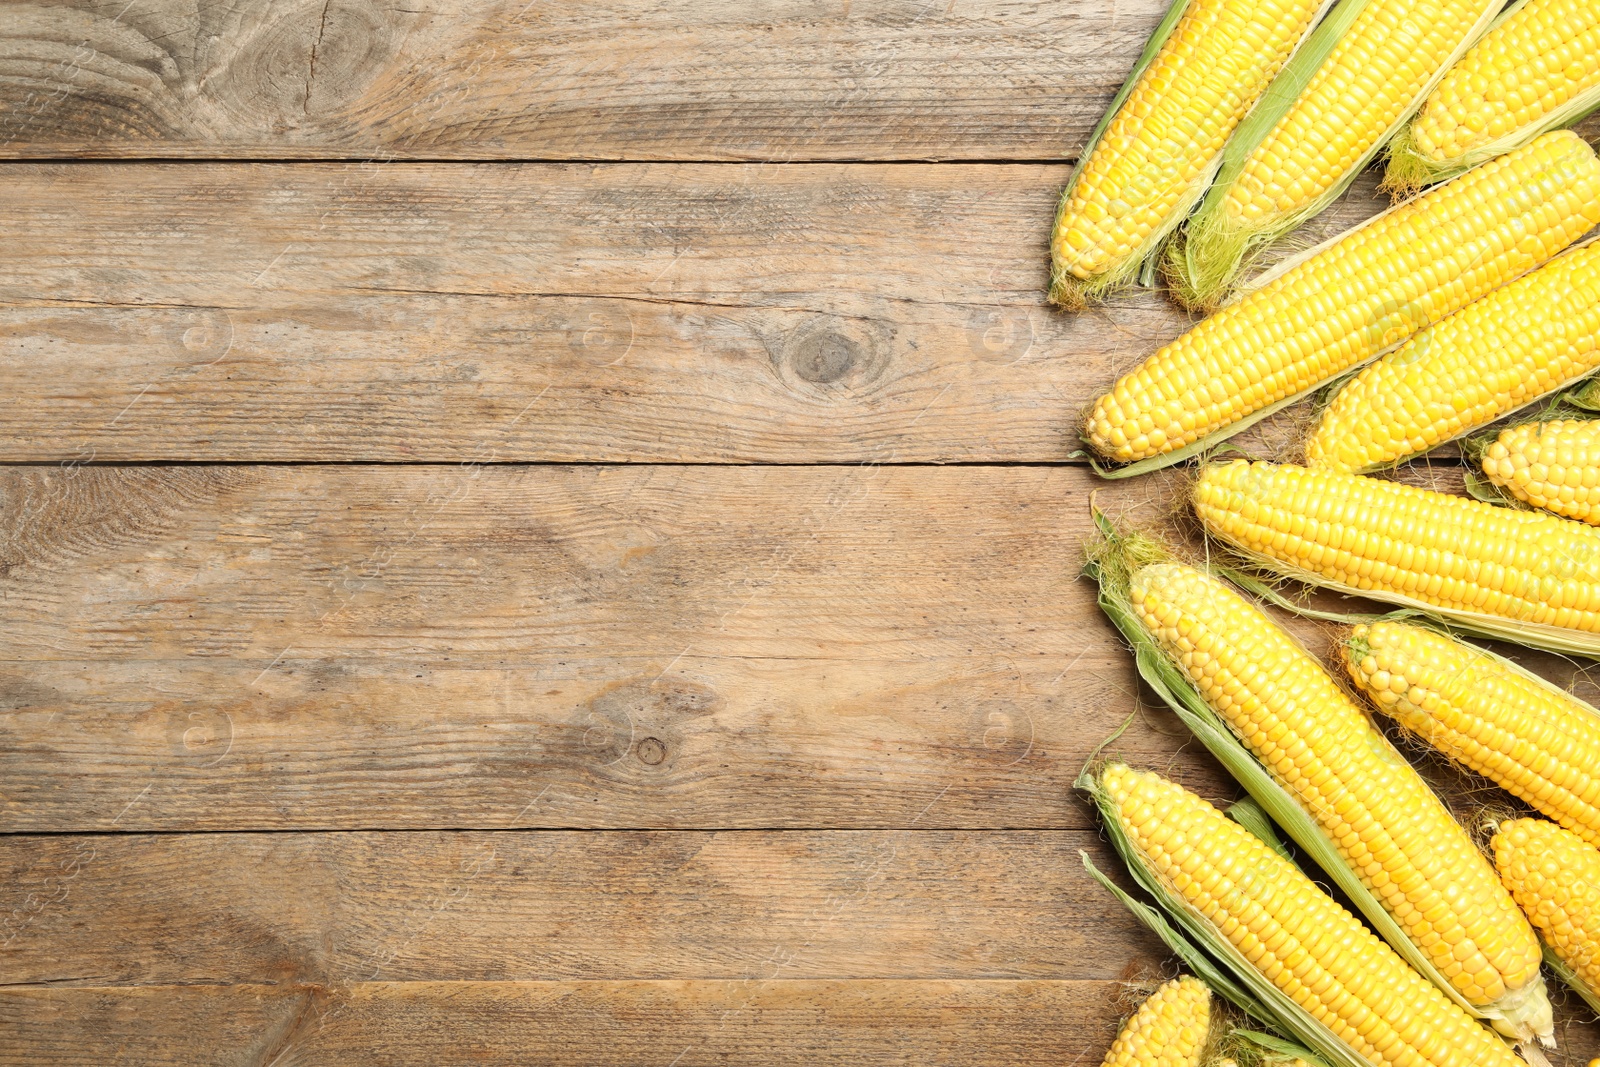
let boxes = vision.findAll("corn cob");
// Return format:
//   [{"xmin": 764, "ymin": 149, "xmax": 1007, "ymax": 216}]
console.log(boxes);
[
  {"xmin": 1386, "ymin": 0, "xmax": 1600, "ymax": 193},
  {"xmin": 1165, "ymin": 0, "xmax": 1504, "ymax": 310},
  {"xmin": 1484, "ymin": 418, "xmax": 1600, "ymax": 523},
  {"xmin": 1124, "ymin": 561, "xmax": 1549, "ymax": 1037},
  {"xmin": 1099, "ymin": 976, "xmax": 1213, "ymax": 1067},
  {"xmin": 1343, "ymin": 619, "xmax": 1600, "ymax": 849},
  {"xmin": 1193, "ymin": 459, "xmax": 1600, "ymax": 655},
  {"xmin": 1048, "ymin": 0, "xmax": 1327, "ymax": 309},
  {"xmin": 1492, "ymin": 818, "xmax": 1600, "ymax": 1008},
  {"xmin": 1048, "ymin": 0, "xmax": 1328, "ymax": 309},
  {"xmin": 1084, "ymin": 131, "xmax": 1600, "ymax": 472},
  {"xmin": 1305, "ymin": 237, "xmax": 1600, "ymax": 473},
  {"xmin": 1086, "ymin": 763, "xmax": 1529, "ymax": 1067}
]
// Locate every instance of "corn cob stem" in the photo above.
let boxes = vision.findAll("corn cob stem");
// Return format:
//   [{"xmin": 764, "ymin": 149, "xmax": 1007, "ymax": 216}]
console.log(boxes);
[
  {"xmin": 1305, "ymin": 236, "xmax": 1600, "ymax": 473},
  {"xmin": 1193, "ymin": 459, "xmax": 1600, "ymax": 657},
  {"xmin": 1483, "ymin": 417, "xmax": 1600, "ymax": 523},
  {"xmin": 1080, "ymin": 762, "xmax": 1529, "ymax": 1067},
  {"xmin": 1492, "ymin": 819, "xmax": 1600, "ymax": 1014},
  {"xmin": 1164, "ymin": 0, "xmax": 1503, "ymax": 310},
  {"xmin": 1099, "ymin": 975, "xmax": 1214, "ymax": 1067},
  {"xmin": 1087, "ymin": 522, "xmax": 1552, "ymax": 1044},
  {"xmin": 1049, "ymin": 0, "xmax": 1329, "ymax": 309},
  {"xmin": 1384, "ymin": 0, "xmax": 1600, "ymax": 194},
  {"xmin": 1084, "ymin": 131, "xmax": 1600, "ymax": 474},
  {"xmin": 1343, "ymin": 619, "xmax": 1600, "ymax": 850}
]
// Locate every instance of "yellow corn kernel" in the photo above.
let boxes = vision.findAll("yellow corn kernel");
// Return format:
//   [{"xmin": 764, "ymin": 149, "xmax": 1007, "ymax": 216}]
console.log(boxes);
[
  {"xmin": 1388, "ymin": 0, "xmax": 1600, "ymax": 191},
  {"xmin": 1484, "ymin": 418, "xmax": 1600, "ymax": 523},
  {"xmin": 1049, "ymin": 0, "xmax": 1326, "ymax": 308},
  {"xmin": 1131, "ymin": 563, "xmax": 1545, "ymax": 1021},
  {"xmin": 1492, "ymin": 819, "xmax": 1600, "ymax": 999},
  {"xmin": 1099, "ymin": 975, "xmax": 1212, "ymax": 1067},
  {"xmin": 1099, "ymin": 764, "xmax": 1528, "ymax": 1067},
  {"xmin": 1345, "ymin": 620, "xmax": 1600, "ymax": 849},
  {"xmin": 1194, "ymin": 459, "xmax": 1600, "ymax": 645},
  {"xmin": 1085, "ymin": 131, "xmax": 1600, "ymax": 466},
  {"xmin": 1305, "ymin": 240, "xmax": 1600, "ymax": 472},
  {"xmin": 1168, "ymin": 0, "xmax": 1502, "ymax": 309}
]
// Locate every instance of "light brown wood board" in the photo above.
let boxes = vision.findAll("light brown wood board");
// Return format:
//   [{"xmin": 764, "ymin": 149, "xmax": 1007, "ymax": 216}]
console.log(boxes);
[
  {"xmin": 0, "ymin": 0, "xmax": 1162, "ymax": 161},
  {"xmin": 0, "ymin": 162, "xmax": 1393, "ymax": 464},
  {"xmin": 3, "ymin": 1, "xmax": 1594, "ymax": 161},
  {"xmin": 0, "ymin": 462, "xmax": 1237, "ymax": 831}
]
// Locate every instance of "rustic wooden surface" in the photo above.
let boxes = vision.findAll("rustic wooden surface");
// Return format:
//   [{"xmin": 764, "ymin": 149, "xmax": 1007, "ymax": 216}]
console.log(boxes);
[
  {"xmin": 0, "ymin": 162, "xmax": 1393, "ymax": 465},
  {"xmin": 0, "ymin": 464, "xmax": 1238, "ymax": 832},
  {"xmin": 0, "ymin": 0, "xmax": 1162, "ymax": 161},
  {"xmin": 4, "ymin": 1, "xmax": 1600, "ymax": 1064}
]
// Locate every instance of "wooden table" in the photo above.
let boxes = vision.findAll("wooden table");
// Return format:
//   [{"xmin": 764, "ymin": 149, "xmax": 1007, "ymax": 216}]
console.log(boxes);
[{"xmin": 2, "ymin": 2, "xmax": 1598, "ymax": 1063}]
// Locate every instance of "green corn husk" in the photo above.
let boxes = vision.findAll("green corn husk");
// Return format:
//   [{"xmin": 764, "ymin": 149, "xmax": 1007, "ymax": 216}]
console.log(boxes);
[
  {"xmin": 1048, "ymin": 0, "xmax": 1337, "ymax": 308},
  {"xmin": 1083, "ymin": 514, "xmax": 1556, "ymax": 1045},
  {"xmin": 1341, "ymin": 620, "xmax": 1600, "ymax": 847},
  {"xmin": 1227, "ymin": 1028, "xmax": 1337, "ymax": 1067},
  {"xmin": 1569, "ymin": 376, "xmax": 1600, "ymax": 413},
  {"xmin": 1218, "ymin": 551, "xmax": 1600, "ymax": 660},
  {"xmin": 1383, "ymin": 0, "xmax": 1600, "ymax": 195},
  {"xmin": 1164, "ymin": 0, "xmax": 1503, "ymax": 310},
  {"xmin": 1544, "ymin": 947, "xmax": 1600, "ymax": 1015}
]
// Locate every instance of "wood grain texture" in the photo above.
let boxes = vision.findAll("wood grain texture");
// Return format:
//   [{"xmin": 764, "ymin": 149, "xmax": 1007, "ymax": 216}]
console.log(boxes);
[
  {"xmin": 0, "ymin": 981, "xmax": 1149, "ymax": 1067},
  {"xmin": 20, "ymin": 979, "xmax": 1597, "ymax": 1067},
  {"xmin": 0, "ymin": 461, "xmax": 1232, "ymax": 831},
  {"xmin": 0, "ymin": 162, "xmax": 1396, "ymax": 465},
  {"xmin": 0, "ymin": 0, "xmax": 1164, "ymax": 161},
  {"xmin": 0, "ymin": 831, "xmax": 1153, "ymax": 985}
]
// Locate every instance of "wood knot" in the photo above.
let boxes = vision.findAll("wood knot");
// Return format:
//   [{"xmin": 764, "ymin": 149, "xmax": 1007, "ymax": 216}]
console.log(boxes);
[
  {"xmin": 774, "ymin": 314, "xmax": 890, "ymax": 397},
  {"xmin": 206, "ymin": 0, "xmax": 401, "ymax": 127},
  {"xmin": 791, "ymin": 330, "xmax": 857, "ymax": 383},
  {"xmin": 562, "ymin": 677, "xmax": 715, "ymax": 769}
]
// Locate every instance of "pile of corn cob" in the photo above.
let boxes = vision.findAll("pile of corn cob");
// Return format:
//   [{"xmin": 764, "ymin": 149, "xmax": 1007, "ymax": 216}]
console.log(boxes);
[{"xmin": 1060, "ymin": 0, "xmax": 1600, "ymax": 1063}]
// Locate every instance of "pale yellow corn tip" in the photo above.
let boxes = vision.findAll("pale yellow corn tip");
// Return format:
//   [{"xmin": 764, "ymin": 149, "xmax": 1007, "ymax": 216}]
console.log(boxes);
[
  {"xmin": 1098, "ymin": 975, "xmax": 1212, "ymax": 1067},
  {"xmin": 1346, "ymin": 620, "xmax": 1600, "ymax": 850},
  {"xmin": 1492, "ymin": 818, "xmax": 1600, "ymax": 998},
  {"xmin": 1485, "ymin": 418, "xmax": 1600, "ymax": 523}
]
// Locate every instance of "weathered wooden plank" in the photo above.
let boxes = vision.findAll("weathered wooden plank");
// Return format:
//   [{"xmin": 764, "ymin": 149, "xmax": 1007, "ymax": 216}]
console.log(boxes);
[
  {"xmin": 5, "ymin": 1, "xmax": 1597, "ymax": 162},
  {"xmin": 0, "ymin": 830, "xmax": 1152, "ymax": 985},
  {"xmin": 0, "ymin": 0, "xmax": 1161, "ymax": 161},
  {"xmin": 0, "ymin": 462, "xmax": 1230, "ymax": 831},
  {"xmin": 0, "ymin": 162, "xmax": 1393, "ymax": 464},
  {"xmin": 6, "ymin": 980, "xmax": 1599, "ymax": 1066},
  {"xmin": 0, "ymin": 980, "xmax": 1145, "ymax": 1067}
]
